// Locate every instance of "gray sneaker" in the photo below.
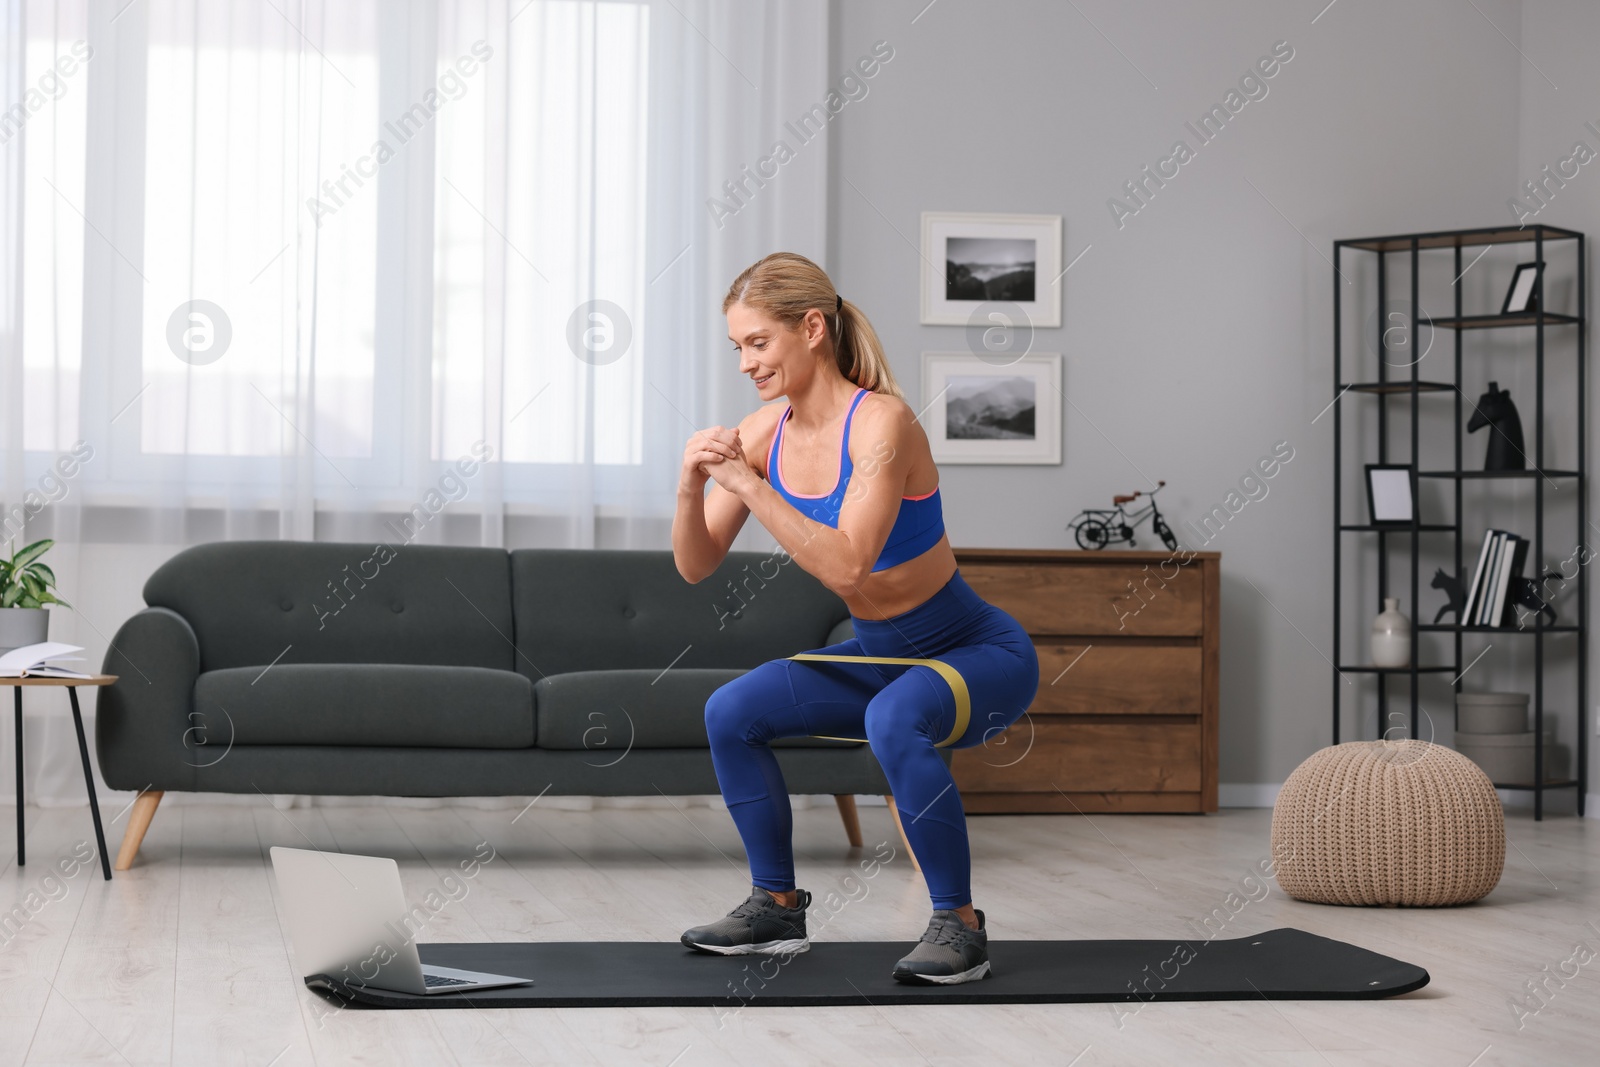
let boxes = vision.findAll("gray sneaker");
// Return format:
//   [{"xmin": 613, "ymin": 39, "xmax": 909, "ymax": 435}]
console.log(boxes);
[
  {"xmin": 892, "ymin": 908, "xmax": 990, "ymax": 984},
  {"xmin": 681, "ymin": 887, "xmax": 813, "ymax": 956}
]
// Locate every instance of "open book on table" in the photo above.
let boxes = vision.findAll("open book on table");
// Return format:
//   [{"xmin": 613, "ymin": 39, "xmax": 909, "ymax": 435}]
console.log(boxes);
[{"xmin": 0, "ymin": 642, "xmax": 92, "ymax": 679}]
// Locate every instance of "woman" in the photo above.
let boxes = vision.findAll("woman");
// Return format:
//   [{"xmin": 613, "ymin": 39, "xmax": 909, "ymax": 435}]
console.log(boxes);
[{"xmin": 671, "ymin": 252, "xmax": 1040, "ymax": 985}]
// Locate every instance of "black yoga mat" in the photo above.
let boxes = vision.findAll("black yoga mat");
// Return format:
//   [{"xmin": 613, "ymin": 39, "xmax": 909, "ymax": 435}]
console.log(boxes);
[{"xmin": 305, "ymin": 926, "xmax": 1428, "ymax": 1008}]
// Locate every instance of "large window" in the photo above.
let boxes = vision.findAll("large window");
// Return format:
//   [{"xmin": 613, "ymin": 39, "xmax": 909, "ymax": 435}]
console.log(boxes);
[
  {"xmin": 19, "ymin": 0, "xmax": 652, "ymax": 504},
  {"xmin": 431, "ymin": 1, "xmax": 649, "ymax": 468},
  {"xmin": 139, "ymin": 1, "xmax": 379, "ymax": 461},
  {"xmin": 19, "ymin": 0, "xmax": 88, "ymax": 453}
]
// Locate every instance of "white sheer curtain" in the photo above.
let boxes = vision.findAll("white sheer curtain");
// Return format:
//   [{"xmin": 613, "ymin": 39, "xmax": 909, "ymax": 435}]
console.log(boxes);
[{"xmin": 1, "ymin": 0, "xmax": 828, "ymax": 805}]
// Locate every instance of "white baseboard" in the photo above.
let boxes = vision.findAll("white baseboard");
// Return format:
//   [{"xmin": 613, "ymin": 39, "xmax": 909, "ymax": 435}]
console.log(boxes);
[
  {"xmin": 12, "ymin": 788, "xmax": 1590, "ymax": 817},
  {"xmin": 3, "ymin": 792, "xmax": 891, "ymax": 813},
  {"xmin": 1218, "ymin": 783, "xmax": 1281, "ymax": 808},
  {"xmin": 1214, "ymin": 782, "xmax": 1600, "ymax": 820},
  {"xmin": 1494, "ymin": 789, "xmax": 1600, "ymax": 818}
]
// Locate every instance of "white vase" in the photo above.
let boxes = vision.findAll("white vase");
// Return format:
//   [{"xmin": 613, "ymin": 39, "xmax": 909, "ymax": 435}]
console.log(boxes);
[{"xmin": 1371, "ymin": 597, "xmax": 1411, "ymax": 668}]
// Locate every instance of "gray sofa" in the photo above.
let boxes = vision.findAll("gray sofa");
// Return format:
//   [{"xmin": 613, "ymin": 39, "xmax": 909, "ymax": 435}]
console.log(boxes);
[{"xmin": 96, "ymin": 542, "xmax": 945, "ymax": 870}]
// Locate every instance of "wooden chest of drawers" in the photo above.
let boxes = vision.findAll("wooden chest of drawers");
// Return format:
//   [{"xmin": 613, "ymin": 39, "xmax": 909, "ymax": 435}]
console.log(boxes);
[{"xmin": 950, "ymin": 547, "xmax": 1220, "ymax": 814}]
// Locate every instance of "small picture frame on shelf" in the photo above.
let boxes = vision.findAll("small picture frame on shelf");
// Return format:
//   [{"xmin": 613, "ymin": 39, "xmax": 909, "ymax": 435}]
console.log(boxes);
[
  {"xmin": 1500, "ymin": 261, "xmax": 1544, "ymax": 314},
  {"xmin": 1365, "ymin": 464, "xmax": 1416, "ymax": 526}
]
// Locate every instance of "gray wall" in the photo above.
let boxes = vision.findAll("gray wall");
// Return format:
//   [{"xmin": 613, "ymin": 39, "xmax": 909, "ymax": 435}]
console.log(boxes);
[
  {"xmin": 826, "ymin": 0, "xmax": 1589, "ymax": 805},
  {"xmin": 1510, "ymin": 1, "xmax": 1600, "ymax": 813}
]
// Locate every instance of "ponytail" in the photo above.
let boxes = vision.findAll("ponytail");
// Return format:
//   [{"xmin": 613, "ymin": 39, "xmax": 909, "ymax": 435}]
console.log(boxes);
[
  {"xmin": 723, "ymin": 252, "xmax": 905, "ymax": 401},
  {"xmin": 834, "ymin": 298, "xmax": 902, "ymax": 400}
]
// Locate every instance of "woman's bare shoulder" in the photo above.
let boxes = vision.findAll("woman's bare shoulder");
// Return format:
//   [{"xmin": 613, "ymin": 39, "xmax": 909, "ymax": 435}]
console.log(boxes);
[
  {"xmin": 853, "ymin": 390, "xmax": 924, "ymax": 444},
  {"xmin": 856, "ymin": 389, "xmax": 916, "ymax": 422},
  {"xmin": 852, "ymin": 390, "xmax": 937, "ymax": 493},
  {"xmin": 740, "ymin": 401, "xmax": 788, "ymax": 479}
]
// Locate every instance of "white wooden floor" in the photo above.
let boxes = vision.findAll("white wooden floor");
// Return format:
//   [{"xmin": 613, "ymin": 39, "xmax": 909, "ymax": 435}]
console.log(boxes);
[{"xmin": 0, "ymin": 798, "xmax": 1594, "ymax": 1066}]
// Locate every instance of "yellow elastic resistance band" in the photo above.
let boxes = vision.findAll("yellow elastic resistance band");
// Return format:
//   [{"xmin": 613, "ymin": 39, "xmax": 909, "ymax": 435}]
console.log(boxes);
[{"xmin": 785, "ymin": 653, "xmax": 970, "ymax": 748}]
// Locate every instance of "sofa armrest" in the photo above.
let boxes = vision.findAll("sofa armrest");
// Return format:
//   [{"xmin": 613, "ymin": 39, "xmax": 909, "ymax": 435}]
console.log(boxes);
[{"xmin": 95, "ymin": 607, "xmax": 201, "ymax": 792}]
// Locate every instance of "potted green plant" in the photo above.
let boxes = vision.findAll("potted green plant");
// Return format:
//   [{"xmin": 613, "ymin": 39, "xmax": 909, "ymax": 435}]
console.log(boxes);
[{"xmin": 0, "ymin": 538, "xmax": 70, "ymax": 652}]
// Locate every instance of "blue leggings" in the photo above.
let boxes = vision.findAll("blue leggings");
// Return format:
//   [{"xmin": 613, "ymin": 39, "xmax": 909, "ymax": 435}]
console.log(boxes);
[{"xmin": 704, "ymin": 569, "xmax": 1040, "ymax": 910}]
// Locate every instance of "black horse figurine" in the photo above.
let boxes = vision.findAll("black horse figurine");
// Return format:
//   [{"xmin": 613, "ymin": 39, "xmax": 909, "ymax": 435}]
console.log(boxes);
[{"xmin": 1466, "ymin": 381, "xmax": 1526, "ymax": 471}]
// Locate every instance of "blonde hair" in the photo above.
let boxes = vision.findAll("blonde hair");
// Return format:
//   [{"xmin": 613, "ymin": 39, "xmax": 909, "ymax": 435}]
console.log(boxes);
[{"xmin": 722, "ymin": 252, "xmax": 904, "ymax": 401}]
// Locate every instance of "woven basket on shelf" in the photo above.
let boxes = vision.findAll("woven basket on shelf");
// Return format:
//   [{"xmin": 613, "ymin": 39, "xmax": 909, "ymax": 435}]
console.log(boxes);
[{"xmin": 1269, "ymin": 739, "xmax": 1504, "ymax": 907}]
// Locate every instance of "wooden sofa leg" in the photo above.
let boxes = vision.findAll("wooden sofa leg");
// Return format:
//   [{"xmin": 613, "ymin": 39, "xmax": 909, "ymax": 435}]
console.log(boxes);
[
  {"xmin": 833, "ymin": 794, "xmax": 863, "ymax": 847},
  {"xmin": 884, "ymin": 795, "xmax": 921, "ymax": 873},
  {"xmin": 115, "ymin": 790, "xmax": 163, "ymax": 871}
]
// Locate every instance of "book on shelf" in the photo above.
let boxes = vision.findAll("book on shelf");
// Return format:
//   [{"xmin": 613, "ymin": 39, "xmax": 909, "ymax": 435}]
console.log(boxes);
[
  {"xmin": 1490, "ymin": 534, "xmax": 1527, "ymax": 627},
  {"xmin": 1472, "ymin": 534, "xmax": 1497, "ymax": 627},
  {"xmin": 1459, "ymin": 528, "xmax": 1526, "ymax": 628},
  {"xmin": 1460, "ymin": 528, "xmax": 1496, "ymax": 625}
]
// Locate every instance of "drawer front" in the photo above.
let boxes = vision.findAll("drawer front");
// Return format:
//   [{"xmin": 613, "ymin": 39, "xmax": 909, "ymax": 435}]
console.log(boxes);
[
  {"xmin": 951, "ymin": 720, "xmax": 1202, "ymax": 794},
  {"xmin": 961, "ymin": 561, "xmax": 1204, "ymax": 636},
  {"xmin": 1031, "ymin": 642, "xmax": 1201, "ymax": 716}
]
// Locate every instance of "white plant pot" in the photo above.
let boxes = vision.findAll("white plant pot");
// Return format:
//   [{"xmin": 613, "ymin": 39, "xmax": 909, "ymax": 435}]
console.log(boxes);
[{"xmin": 0, "ymin": 606, "xmax": 49, "ymax": 655}]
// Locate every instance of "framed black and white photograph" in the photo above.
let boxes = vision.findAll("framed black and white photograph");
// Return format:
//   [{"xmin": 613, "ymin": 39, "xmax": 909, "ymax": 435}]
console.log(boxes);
[
  {"xmin": 919, "ymin": 352, "xmax": 1061, "ymax": 464},
  {"xmin": 921, "ymin": 212, "xmax": 1062, "ymax": 326},
  {"xmin": 1365, "ymin": 463, "xmax": 1416, "ymax": 525},
  {"xmin": 1501, "ymin": 260, "xmax": 1544, "ymax": 314}
]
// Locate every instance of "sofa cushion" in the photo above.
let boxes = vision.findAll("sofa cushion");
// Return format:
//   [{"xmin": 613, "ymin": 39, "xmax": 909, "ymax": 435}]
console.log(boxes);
[
  {"xmin": 511, "ymin": 549, "xmax": 850, "ymax": 682},
  {"xmin": 533, "ymin": 669, "xmax": 863, "ymax": 750},
  {"xmin": 194, "ymin": 664, "xmax": 535, "ymax": 749},
  {"xmin": 145, "ymin": 541, "xmax": 514, "ymax": 673}
]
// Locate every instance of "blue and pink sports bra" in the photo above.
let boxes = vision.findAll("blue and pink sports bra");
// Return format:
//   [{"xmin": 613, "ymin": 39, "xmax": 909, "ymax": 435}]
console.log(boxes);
[{"xmin": 765, "ymin": 386, "xmax": 946, "ymax": 572}]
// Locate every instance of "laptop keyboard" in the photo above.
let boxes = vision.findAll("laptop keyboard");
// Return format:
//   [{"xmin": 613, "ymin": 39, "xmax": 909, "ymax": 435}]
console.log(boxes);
[{"xmin": 424, "ymin": 974, "xmax": 474, "ymax": 988}]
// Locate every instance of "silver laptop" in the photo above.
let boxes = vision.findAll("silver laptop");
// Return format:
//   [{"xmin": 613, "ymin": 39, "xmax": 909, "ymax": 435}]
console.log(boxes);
[{"xmin": 269, "ymin": 846, "xmax": 532, "ymax": 995}]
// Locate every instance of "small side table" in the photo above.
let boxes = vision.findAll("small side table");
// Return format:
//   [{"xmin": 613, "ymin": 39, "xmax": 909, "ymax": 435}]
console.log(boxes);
[{"xmin": 6, "ymin": 675, "xmax": 118, "ymax": 881}]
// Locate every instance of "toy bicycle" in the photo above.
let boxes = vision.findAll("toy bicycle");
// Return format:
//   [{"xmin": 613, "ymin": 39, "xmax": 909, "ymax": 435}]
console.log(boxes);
[{"xmin": 1067, "ymin": 480, "xmax": 1178, "ymax": 551}]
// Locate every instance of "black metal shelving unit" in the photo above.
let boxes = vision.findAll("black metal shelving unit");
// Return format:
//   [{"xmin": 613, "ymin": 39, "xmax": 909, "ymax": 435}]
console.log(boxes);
[{"xmin": 1332, "ymin": 224, "xmax": 1588, "ymax": 820}]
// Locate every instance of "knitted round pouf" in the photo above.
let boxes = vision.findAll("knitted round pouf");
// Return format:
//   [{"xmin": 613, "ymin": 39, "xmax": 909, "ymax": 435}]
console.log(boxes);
[{"xmin": 1270, "ymin": 739, "xmax": 1504, "ymax": 906}]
